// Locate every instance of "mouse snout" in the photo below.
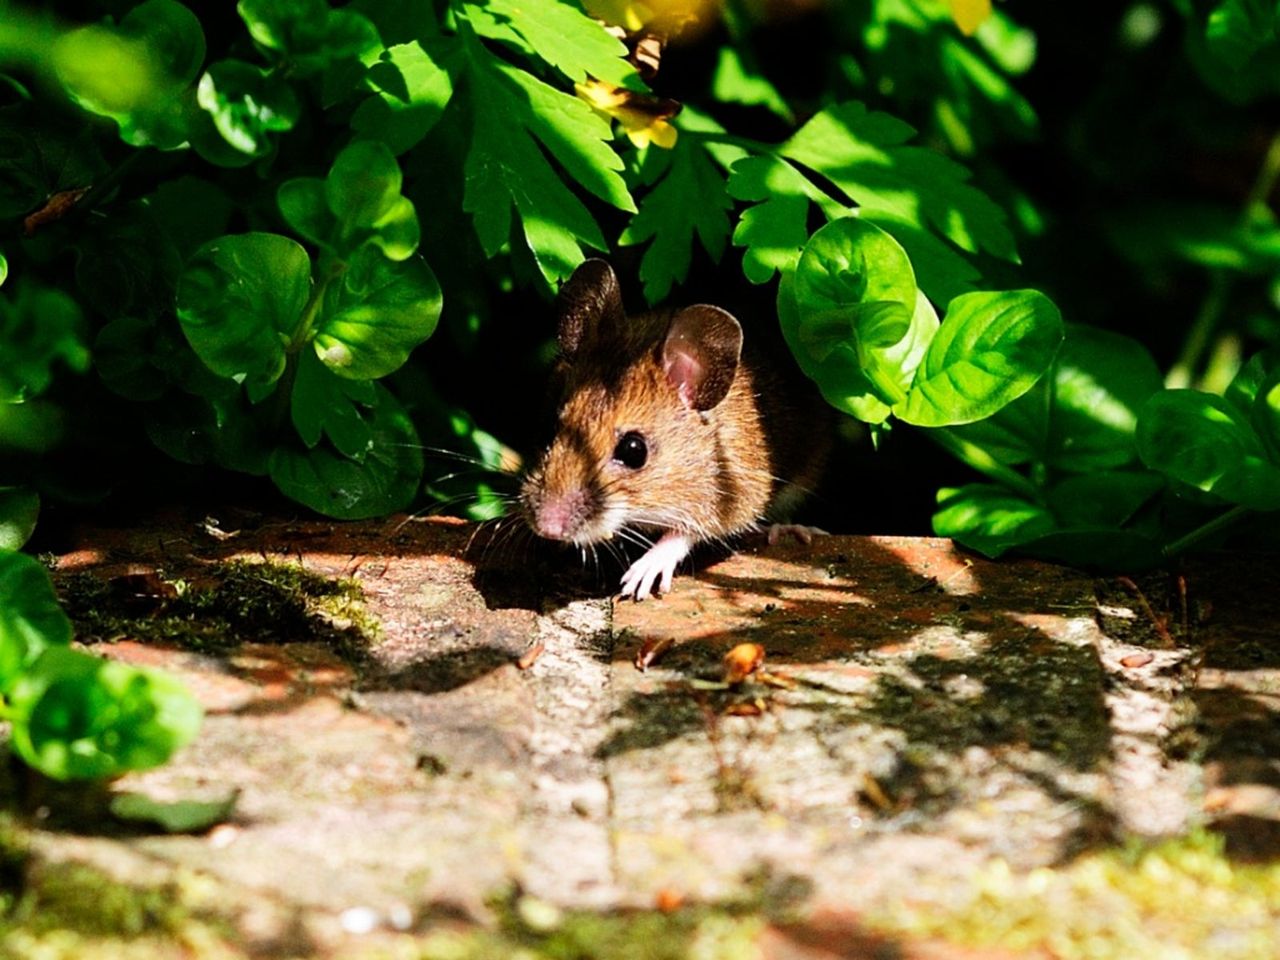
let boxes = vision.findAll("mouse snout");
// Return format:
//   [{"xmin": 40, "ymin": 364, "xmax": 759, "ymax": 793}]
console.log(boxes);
[{"xmin": 531, "ymin": 488, "xmax": 592, "ymax": 542}]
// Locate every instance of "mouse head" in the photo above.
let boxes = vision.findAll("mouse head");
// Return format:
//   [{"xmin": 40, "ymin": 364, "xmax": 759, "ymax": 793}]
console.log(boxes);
[{"xmin": 522, "ymin": 260, "xmax": 744, "ymax": 546}]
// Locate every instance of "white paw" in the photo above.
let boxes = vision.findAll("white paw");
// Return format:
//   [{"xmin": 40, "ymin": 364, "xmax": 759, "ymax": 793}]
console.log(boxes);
[
  {"xmin": 767, "ymin": 523, "xmax": 829, "ymax": 546},
  {"xmin": 619, "ymin": 534, "xmax": 692, "ymax": 601}
]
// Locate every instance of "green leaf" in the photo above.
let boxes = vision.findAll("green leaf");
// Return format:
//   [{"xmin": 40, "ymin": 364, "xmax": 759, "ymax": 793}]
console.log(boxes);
[
  {"xmin": 712, "ymin": 47, "xmax": 792, "ymax": 121},
  {"xmin": 0, "ymin": 283, "xmax": 90, "ymax": 402},
  {"xmin": 315, "ymin": 246, "xmax": 441, "ymax": 380},
  {"xmin": 461, "ymin": 39, "xmax": 630, "ymax": 283},
  {"xmin": 1045, "ymin": 471, "xmax": 1166, "ymax": 528},
  {"xmin": 620, "ymin": 132, "xmax": 735, "ymax": 303},
  {"xmin": 469, "ymin": 0, "xmax": 639, "ymax": 87},
  {"xmin": 0, "ymin": 252, "xmax": 8, "ymax": 287},
  {"xmin": 291, "ymin": 349, "xmax": 375, "ymax": 456},
  {"xmin": 176, "ymin": 233, "xmax": 313, "ymax": 386},
  {"xmin": 72, "ymin": 201, "xmax": 182, "ymax": 320},
  {"xmin": 269, "ymin": 384, "xmax": 424, "ymax": 519},
  {"xmin": 0, "ymin": 550, "xmax": 72, "ymax": 696},
  {"xmin": 110, "ymin": 790, "xmax": 237, "ymax": 834},
  {"xmin": 788, "ymin": 217, "xmax": 935, "ymax": 409},
  {"xmin": 782, "ymin": 101, "xmax": 1017, "ymax": 300},
  {"xmin": 1016, "ymin": 529, "xmax": 1165, "ymax": 572},
  {"xmin": 145, "ymin": 177, "xmax": 234, "ymax": 259},
  {"xmin": 0, "ymin": 489, "xmax": 39, "ymax": 551},
  {"xmin": 0, "ymin": 104, "xmax": 108, "ymax": 220},
  {"xmin": 1137, "ymin": 390, "xmax": 1280, "ymax": 511},
  {"xmin": 946, "ymin": 324, "xmax": 1163, "ymax": 473},
  {"xmin": 897, "ymin": 289, "xmax": 1063, "ymax": 427},
  {"xmin": 1206, "ymin": 0, "xmax": 1280, "ymax": 67},
  {"xmin": 7, "ymin": 646, "xmax": 203, "ymax": 781},
  {"xmin": 728, "ymin": 155, "xmax": 827, "ymax": 284},
  {"xmin": 932, "ymin": 484, "xmax": 1055, "ymax": 558},
  {"xmin": 196, "ymin": 59, "xmax": 300, "ymax": 158},
  {"xmin": 52, "ymin": 0, "xmax": 204, "ymax": 150},
  {"xmin": 237, "ymin": 0, "xmax": 381, "ymax": 76},
  {"xmin": 351, "ymin": 40, "xmax": 456, "ymax": 155}
]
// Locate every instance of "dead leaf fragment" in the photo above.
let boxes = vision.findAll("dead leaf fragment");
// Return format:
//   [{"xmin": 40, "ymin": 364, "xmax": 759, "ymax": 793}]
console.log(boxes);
[
  {"xmin": 517, "ymin": 638, "xmax": 546, "ymax": 670},
  {"xmin": 1120, "ymin": 652, "xmax": 1154, "ymax": 669},
  {"xmin": 655, "ymin": 888, "xmax": 684, "ymax": 913},
  {"xmin": 723, "ymin": 642, "xmax": 765, "ymax": 684},
  {"xmin": 635, "ymin": 635, "xmax": 675, "ymax": 671},
  {"xmin": 724, "ymin": 700, "xmax": 764, "ymax": 717}
]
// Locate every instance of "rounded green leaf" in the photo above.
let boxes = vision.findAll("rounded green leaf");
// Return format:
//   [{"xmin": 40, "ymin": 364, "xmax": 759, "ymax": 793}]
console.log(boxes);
[
  {"xmin": 0, "ymin": 488, "xmax": 40, "ymax": 551},
  {"xmin": 290, "ymin": 348, "xmax": 375, "ymax": 456},
  {"xmin": 0, "ymin": 283, "xmax": 89, "ymax": 402},
  {"xmin": 277, "ymin": 178, "xmax": 336, "ymax": 250},
  {"xmin": 269, "ymin": 384, "xmax": 424, "ymax": 519},
  {"xmin": 897, "ymin": 289, "xmax": 1064, "ymax": 427},
  {"xmin": 1137, "ymin": 390, "xmax": 1280, "ymax": 511},
  {"xmin": 177, "ymin": 233, "xmax": 312, "ymax": 385},
  {"xmin": 52, "ymin": 0, "xmax": 203, "ymax": 150},
  {"xmin": 327, "ymin": 141, "xmax": 420, "ymax": 260},
  {"xmin": 6, "ymin": 646, "xmax": 203, "ymax": 781},
  {"xmin": 350, "ymin": 41, "xmax": 455, "ymax": 156},
  {"xmin": 314, "ymin": 247, "xmax": 441, "ymax": 380},
  {"xmin": 0, "ymin": 550, "xmax": 72, "ymax": 695},
  {"xmin": 238, "ymin": 0, "xmax": 380, "ymax": 76},
  {"xmin": 945, "ymin": 324, "xmax": 1162, "ymax": 472},
  {"xmin": 932, "ymin": 484, "xmax": 1056, "ymax": 558},
  {"xmin": 197, "ymin": 59, "xmax": 300, "ymax": 158}
]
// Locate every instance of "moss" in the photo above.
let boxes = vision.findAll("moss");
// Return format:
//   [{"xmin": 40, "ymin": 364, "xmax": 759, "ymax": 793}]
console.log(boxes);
[
  {"xmin": 0, "ymin": 814, "xmax": 242, "ymax": 960},
  {"xmin": 56, "ymin": 559, "xmax": 379, "ymax": 663},
  {"xmin": 870, "ymin": 831, "xmax": 1280, "ymax": 960}
]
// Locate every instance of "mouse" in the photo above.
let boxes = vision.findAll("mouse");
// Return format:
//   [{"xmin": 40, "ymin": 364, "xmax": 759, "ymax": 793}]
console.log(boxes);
[{"xmin": 520, "ymin": 259, "xmax": 832, "ymax": 600}]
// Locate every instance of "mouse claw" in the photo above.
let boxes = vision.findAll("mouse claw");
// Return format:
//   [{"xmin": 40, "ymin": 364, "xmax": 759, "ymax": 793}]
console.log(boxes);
[
  {"xmin": 767, "ymin": 523, "xmax": 829, "ymax": 546},
  {"xmin": 618, "ymin": 533, "xmax": 692, "ymax": 601}
]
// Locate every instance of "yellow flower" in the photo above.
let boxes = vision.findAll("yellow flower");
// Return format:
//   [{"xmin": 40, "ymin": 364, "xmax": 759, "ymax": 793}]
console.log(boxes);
[
  {"xmin": 583, "ymin": 0, "xmax": 654, "ymax": 32},
  {"xmin": 576, "ymin": 79, "xmax": 680, "ymax": 149},
  {"xmin": 949, "ymin": 0, "xmax": 992, "ymax": 36}
]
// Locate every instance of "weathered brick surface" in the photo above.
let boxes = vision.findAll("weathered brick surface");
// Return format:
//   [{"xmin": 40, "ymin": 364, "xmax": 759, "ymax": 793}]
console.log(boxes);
[{"xmin": 18, "ymin": 514, "xmax": 1280, "ymax": 955}]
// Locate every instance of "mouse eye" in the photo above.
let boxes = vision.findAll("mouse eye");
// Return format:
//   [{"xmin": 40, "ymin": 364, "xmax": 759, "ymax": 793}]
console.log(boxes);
[{"xmin": 612, "ymin": 431, "xmax": 648, "ymax": 469}]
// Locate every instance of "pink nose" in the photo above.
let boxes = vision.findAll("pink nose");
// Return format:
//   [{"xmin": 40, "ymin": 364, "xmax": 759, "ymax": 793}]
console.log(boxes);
[{"xmin": 535, "ymin": 490, "xmax": 588, "ymax": 541}]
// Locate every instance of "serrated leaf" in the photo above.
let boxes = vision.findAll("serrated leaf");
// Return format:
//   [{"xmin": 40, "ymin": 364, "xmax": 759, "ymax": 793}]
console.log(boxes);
[
  {"xmin": 897, "ymin": 289, "xmax": 1062, "ymax": 427},
  {"xmin": 728, "ymin": 155, "xmax": 833, "ymax": 284},
  {"xmin": 783, "ymin": 101, "xmax": 1016, "ymax": 299},
  {"xmin": 176, "ymin": 233, "xmax": 312, "ymax": 386},
  {"xmin": 712, "ymin": 47, "xmax": 792, "ymax": 121},
  {"xmin": 351, "ymin": 40, "xmax": 456, "ymax": 155},
  {"xmin": 461, "ymin": 41, "xmax": 626, "ymax": 282},
  {"xmin": 472, "ymin": 0, "xmax": 639, "ymax": 87},
  {"xmin": 314, "ymin": 246, "xmax": 441, "ymax": 380},
  {"xmin": 619, "ymin": 135, "xmax": 734, "ymax": 303},
  {"xmin": 269, "ymin": 383, "xmax": 424, "ymax": 519}
]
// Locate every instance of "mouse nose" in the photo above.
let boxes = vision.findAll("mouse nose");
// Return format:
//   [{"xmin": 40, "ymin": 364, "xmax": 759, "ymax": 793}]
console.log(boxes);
[{"xmin": 534, "ymin": 489, "xmax": 589, "ymax": 541}]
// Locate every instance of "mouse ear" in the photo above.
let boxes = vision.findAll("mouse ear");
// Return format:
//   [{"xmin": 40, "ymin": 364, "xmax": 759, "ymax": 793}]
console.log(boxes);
[
  {"xmin": 662, "ymin": 305, "xmax": 743, "ymax": 411},
  {"xmin": 557, "ymin": 259, "xmax": 624, "ymax": 359}
]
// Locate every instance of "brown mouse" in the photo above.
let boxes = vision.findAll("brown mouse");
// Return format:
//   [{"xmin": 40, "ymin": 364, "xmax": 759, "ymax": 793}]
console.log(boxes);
[{"xmin": 521, "ymin": 260, "xmax": 832, "ymax": 600}]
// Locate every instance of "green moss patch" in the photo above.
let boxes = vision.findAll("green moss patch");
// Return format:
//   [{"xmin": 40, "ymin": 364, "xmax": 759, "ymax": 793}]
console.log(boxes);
[
  {"xmin": 872, "ymin": 831, "xmax": 1280, "ymax": 959},
  {"xmin": 55, "ymin": 559, "xmax": 379, "ymax": 662}
]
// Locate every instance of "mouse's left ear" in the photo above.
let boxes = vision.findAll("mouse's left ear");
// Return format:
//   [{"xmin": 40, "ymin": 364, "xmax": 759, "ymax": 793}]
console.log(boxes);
[
  {"xmin": 557, "ymin": 259, "xmax": 624, "ymax": 360},
  {"xmin": 663, "ymin": 305, "xmax": 743, "ymax": 411}
]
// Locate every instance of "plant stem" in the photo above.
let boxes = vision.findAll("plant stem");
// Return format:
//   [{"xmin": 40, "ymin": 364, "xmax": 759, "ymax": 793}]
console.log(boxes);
[
  {"xmin": 1166, "ymin": 129, "xmax": 1280, "ymax": 388},
  {"xmin": 1161, "ymin": 505, "xmax": 1253, "ymax": 560}
]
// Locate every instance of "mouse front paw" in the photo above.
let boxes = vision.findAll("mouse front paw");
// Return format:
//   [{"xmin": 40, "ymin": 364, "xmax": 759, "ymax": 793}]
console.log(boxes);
[
  {"xmin": 766, "ymin": 523, "xmax": 829, "ymax": 546},
  {"xmin": 618, "ymin": 533, "xmax": 693, "ymax": 601}
]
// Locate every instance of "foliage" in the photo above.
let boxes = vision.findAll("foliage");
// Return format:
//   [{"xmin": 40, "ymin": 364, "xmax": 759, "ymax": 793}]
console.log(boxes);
[
  {"xmin": 0, "ymin": 0, "xmax": 1278, "ymax": 578},
  {"xmin": 0, "ymin": 551, "xmax": 201, "ymax": 780}
]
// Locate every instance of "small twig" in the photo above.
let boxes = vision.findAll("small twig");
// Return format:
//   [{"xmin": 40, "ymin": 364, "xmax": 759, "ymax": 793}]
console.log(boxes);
[
  {"xmin": 1177, "ymin": 574, "xmax": 1189, "ymax": 643},
  {"xmin": 1117, "ymin": 576, "xmax": 1175, "ymax": 648}
]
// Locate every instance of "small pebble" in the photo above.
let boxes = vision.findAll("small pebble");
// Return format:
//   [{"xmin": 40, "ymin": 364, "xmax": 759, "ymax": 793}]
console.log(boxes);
[{"xmin": 340, "ymin": 907, "xmax": 379, "ymax": 935}]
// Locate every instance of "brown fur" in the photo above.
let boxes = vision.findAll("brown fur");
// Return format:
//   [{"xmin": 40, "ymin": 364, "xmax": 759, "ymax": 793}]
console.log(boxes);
[{"xmin": 522, "ymin": 264, "xmax": 831, "ymax": 549}]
